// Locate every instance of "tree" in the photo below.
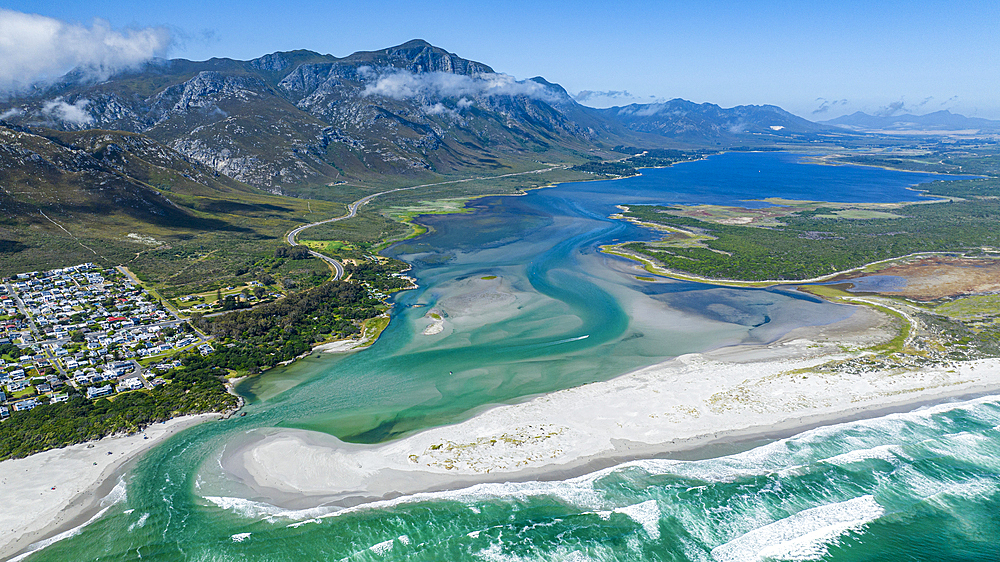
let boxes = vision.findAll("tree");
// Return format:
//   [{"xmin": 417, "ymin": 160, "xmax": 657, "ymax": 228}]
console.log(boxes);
[{"xmin": 69, "ymin": 330, "xmax": 85, "ymax": 343}]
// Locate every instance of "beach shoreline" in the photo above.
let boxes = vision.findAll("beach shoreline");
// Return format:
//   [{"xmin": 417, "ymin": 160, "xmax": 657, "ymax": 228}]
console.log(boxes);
[
  {"xmin": 214, "ymin": 383, "xmax": 1000, "ymax": 517},
  {"xmin": 0, "ymin": 414, "xmax": 220, "ymax": 561},
  {"xmin": 9, "ymin": 302, "xmax": 1000, "ymax": 554},
  {"xmin": 203, "ymin": 306, "xmax": 1000, "ymax": 516}
]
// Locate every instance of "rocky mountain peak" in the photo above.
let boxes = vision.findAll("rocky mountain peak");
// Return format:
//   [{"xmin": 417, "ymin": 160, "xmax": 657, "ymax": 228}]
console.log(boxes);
[{"xmin": 344, "ymin": 39, "xmax": 494, "ymax": 76}]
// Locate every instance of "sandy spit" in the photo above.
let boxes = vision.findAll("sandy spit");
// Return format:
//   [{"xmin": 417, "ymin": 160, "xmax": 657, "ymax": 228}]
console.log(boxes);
[{"xmin": 210, "ymin": 307, "xmax": 1000, "ymax": 513}]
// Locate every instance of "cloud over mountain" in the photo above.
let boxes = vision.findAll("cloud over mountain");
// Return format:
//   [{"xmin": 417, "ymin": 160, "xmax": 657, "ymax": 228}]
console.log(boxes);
[
  {"xmin": 40, "ymin": 98, "xmax": 93, "ymax": 126},
  {"xmin": 812, "ymin": 98, "xmax": 848, "ymax": 115},
  {"xmin": 0, "ymin": 9, "xmax": 171, "ymax": 94},
  {"xmin": 362, "ymin": 69, "xmax": 556, "ymax": 103},
  {"xmin": 575, "ymin": 90, "xmax": 634, "ymax": 102}
]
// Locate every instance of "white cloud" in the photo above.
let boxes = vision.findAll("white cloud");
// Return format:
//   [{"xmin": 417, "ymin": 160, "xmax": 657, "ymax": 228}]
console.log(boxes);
[
  {"xmin": 875, "ymin": 100, "xmax": 907, "ymax": 117},
  {"xmin": 41, "ymin": 98, "xmax": 93, "ymax": 125},
  {"xmin": 363, "ymin": 70, "xmax": 556, "ymax": 103},
  {"xmin": 812, "ymin": 98, "xmax": 848, "ymax": 115},
  {"xmin": 619, "ymin": 103, "xmax": 679, "ymax": 117},
  {"xmin": 422, "ymin": 102, "xmax": 457, "ymax": 117},
  {"xmin": 573, "ymin": 90, "xmax": 665, "ymax": 109},
  {"xmin": 574, "ymin": 90, "xmax": 633, "ymax": 104},
  {"xmin": 0, "ymin": 108, "xmax": 21, "ymax": 120},
  {"xmin": 0, "ymin": 9, "xmax": 172, "ymax": 94}
]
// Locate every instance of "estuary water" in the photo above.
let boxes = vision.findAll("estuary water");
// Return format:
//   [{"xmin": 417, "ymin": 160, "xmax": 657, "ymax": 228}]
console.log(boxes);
[{"xmin": 20, "ymin": 153, "xmax": 998, "ymax": 561}]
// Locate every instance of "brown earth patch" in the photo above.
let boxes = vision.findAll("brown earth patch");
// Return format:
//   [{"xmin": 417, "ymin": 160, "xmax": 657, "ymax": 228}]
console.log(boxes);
[{"xmin": 845, "ymin": 256, "xmax": 1000, "ymax": 300}]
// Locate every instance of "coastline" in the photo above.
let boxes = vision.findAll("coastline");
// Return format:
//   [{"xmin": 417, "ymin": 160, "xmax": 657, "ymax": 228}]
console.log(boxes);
[
  {"xmin": 0, "ymin": 414, "xmax": 219, "ymax": 560},
  {"xmin": 205, "ymin": 306, "xmax": 1000, "ymax": 517}
]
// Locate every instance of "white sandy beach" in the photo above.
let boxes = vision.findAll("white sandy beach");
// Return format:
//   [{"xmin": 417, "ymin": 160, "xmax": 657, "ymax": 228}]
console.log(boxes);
[
  {"xmin": 0, "ymin": 414, "xmax": 219, "ymax": 560},
  {"xmin": 211, "ymin": 306, "xmax": 1000, "ymax": 511},
  {"xmin": 313, "ymin": 338, "xmax": 368, "ymax": 353}
]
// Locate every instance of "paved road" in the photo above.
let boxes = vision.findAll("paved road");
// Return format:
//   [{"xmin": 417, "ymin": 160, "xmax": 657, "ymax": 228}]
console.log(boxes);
[
  {"xmin": 286, "ymin": 190, "xmax": 394, "ymax": 280},
  {"xmin": 286, "ymin": 165, "xmax": 567, "ymax": 279}
]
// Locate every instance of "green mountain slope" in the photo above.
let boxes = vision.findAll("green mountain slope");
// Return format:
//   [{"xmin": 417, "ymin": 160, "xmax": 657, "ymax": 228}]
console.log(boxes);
[{"xmin": 0, "ymin": 123, "xmax": 342, "ymax": 290}]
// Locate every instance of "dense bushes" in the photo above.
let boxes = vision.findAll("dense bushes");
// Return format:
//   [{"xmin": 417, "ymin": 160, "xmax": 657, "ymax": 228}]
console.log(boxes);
[
  {"xmin": 345, "ymin": 259, "xmax": 413, "ymax": 292},
  {"xmin": 0, "ymin": 368, "xmax": 237, "ymax": 460}
]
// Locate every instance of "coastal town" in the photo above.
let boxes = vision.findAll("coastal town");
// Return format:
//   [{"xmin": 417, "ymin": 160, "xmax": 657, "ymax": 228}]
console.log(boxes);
[{"xmin": 0, "ymin": 263, "xmax": 214, "ymax": 420}]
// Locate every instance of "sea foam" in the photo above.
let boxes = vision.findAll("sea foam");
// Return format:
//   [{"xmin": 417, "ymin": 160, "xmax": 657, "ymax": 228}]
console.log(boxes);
[
  {"xmin": 819, "ymin": 444, "xmax": 904, "ymax": 467},
  {"xmin": 711, "ymin": 495, "xmax": 883, "ymax": 562}
]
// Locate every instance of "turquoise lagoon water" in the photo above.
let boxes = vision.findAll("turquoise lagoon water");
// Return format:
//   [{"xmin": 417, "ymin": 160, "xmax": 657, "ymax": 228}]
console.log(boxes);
[{"xmin": 20, "ymin": 153, "xmax": 998, "ymax": 561}]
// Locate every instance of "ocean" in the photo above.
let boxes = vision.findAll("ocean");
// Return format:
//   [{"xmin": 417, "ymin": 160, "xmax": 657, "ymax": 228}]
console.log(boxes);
[{"xmin": 18, "ymin": 153, "xmax": 996, "ymax": 561}]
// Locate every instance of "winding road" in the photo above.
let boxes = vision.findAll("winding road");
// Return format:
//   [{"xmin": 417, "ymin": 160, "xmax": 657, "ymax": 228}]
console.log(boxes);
[{"xmin": 286, "ymin": 165, "xmax": 566, "ymax": 280}]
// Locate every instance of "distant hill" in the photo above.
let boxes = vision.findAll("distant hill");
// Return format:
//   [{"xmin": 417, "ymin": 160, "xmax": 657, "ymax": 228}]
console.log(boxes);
[
  {"xmin": 0, "ymin": 123, "xmax": 251, "ymax": 230},
  {"xmin": 595, "ymin": 99, "xmax": 831, "ymax": 144},
  {"xmin": 821, "ymin": 110, "xmax": 1000, "ymax": 133}
]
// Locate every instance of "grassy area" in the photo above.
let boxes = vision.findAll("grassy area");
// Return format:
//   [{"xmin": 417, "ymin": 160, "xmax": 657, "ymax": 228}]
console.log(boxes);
[
  {"xmin": 933, "ymin": 294, "xmax": 1000, "ymax": 321},
  {"xmin": 358, "ymin": 315, "xmax": 391, "ymax": 346},
  {"xmin": 812, "ymin": 209, "xmax": 904, "ymax": 219},
  {"xmin": 834, "ymin": 149, "xmax": 1000, "ymax": 177}
]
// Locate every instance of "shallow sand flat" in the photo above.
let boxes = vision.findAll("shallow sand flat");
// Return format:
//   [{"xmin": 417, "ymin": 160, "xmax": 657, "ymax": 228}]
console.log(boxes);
[
  {"xmin": 211, "ymin": 307, "xmax": 1000, "ymax": 512},
  {"xmin": 0, "ymin": 414, "xmax": 219, "ymax": 560},
  {"xmin": 421, "ymin": 275, "xmax": 520, "ymax": 336},
  {"xmin": 857, "ymin": 256, "xmax": 1000, "ymax": 300}
]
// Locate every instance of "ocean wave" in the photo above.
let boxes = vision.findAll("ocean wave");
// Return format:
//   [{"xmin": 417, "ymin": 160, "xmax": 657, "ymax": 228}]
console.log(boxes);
[
  {"xmin": 474, "ymin": 542, "xmax": 600, "ymax": 562},
  {"xmin": 613, "ymin": 500, "xmax": 661, "ymax": 539},
  {"xmin": 819, "ymin": 444, "xmax": 905, "ymax": 467},
  {"xmin": 900, "ymin": 468, "xmax": 999, "ymax": 507},
  {"xmin": 369, "ymin": 538, "xmax": 394, "ymax": 555},
  {"xmin": 127, "ymin": 512, "xmax": 150, "ymax": 532},
  {"xmin": 710, "ymin": 495, "xmax": 884, "ymax": 562},
  {"xmin": 206, "ymin": 476, "xmax": 610, "ymax": 524},
  {"xmin": 202, "ymin": 496, "xmax": 339, "ymax": 522}
]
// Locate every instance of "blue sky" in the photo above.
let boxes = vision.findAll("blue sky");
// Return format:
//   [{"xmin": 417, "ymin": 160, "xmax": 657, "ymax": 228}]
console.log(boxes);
[{"xmin": 4, "ymin": 0, "xmax": 999, "ymax": 119}]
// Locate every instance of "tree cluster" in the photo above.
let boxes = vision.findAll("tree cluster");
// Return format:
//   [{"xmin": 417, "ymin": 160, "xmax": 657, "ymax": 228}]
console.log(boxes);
[{"xmin": 191, "ymin": 281, "xmax": 381, "ymax": 373}]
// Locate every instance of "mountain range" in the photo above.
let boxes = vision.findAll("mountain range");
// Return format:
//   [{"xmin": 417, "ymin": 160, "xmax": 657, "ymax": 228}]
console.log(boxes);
[
  {"xmin": 1, "ymin": 40, "xmax": 832, "ymax": 196},
  {"xmin": 821, "ymin": 110, "xmax": 1000, "ymax": 133}
]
